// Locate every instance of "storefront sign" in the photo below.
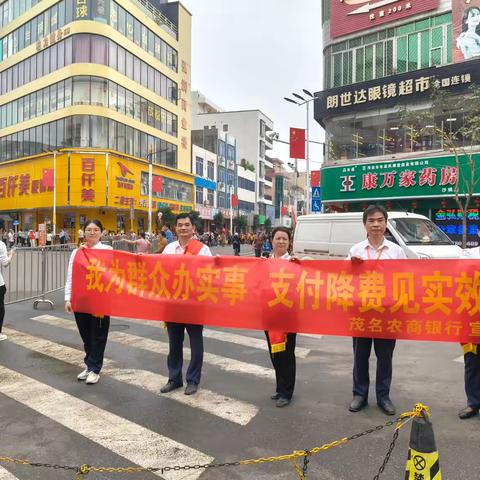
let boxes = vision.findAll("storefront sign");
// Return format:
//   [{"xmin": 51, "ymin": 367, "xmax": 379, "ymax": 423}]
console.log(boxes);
[
  {"xmin": 314, "ymin": 58, "xmax": 480, "ymax": 124},
  {"xmin": 115, "ymin": 161, "xmax": 135, "ymax": 190},
  {"xmin": 321, "ymin": 154, "xmax": 480, "ymax": 202},
  {"xmin": 69, "ymin": 153, "xmax": 106, "ymax": 207},
  {"xmin": 197, "ymin": 206, "xmax": 214, "ymax": 220},
  {"xmin": 330, "ymin": 0, "xmax": 438, "ymax": 39},
  {"xmin": 435, "ymin": 209, "xmax": 479, "ymax": 247},
  {"xmin": 72, "ymin": 250, "xmax": 480, "ymax": 343},
  {"xmin": 35, "ymin": 27, "xmax": 71, "ymax": 52}
]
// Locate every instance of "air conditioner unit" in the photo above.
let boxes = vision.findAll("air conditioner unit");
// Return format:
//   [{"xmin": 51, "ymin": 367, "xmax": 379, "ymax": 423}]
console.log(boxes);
[{"xmin": 218, "ymin": 182, "xmax": 225, "ymax": 189}]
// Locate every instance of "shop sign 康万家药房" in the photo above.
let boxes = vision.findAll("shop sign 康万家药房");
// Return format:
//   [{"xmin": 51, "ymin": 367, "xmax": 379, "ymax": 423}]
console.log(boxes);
[{"xmin": 320, "ymin": 154, "xmax": 480, "ymax": 203}]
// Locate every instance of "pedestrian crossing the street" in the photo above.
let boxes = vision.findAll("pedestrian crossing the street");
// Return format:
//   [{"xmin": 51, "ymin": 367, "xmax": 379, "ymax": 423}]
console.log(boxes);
[{"xmin": 0, "ymin": 312, "xmax": 323, "ymax": 479}]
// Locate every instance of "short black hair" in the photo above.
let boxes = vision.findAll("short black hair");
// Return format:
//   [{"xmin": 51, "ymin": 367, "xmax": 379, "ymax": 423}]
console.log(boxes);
[
  {"xmin": 0, "ymin": 218, "xmax": 4, "ymax": 231},
  {"xmin": 271, "ymin": 226, "xmax": 292, "ymax": 242},
  {"xmin": 160, "ymin": 231, "xmax": 166, "ymax": 238},
  {"xmin": 139, "ymin": 232, "xmax": 146, "ymax": 239},
  {"xmin": 175, "ymin": 212, "xmax": 194, "ymax": 225},
  {"xmin": 363, "ymin": 205, "xmax": 388, "ymax": 224},
  {"xmin": 84, "ymin": 219, "xmax": 104, "ymax": 231}
]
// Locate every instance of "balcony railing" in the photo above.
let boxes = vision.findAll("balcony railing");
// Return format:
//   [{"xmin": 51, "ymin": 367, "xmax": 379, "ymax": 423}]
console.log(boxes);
[{"xmin": 132, "ymin": 0, "xmax": 178, "ymax": 39}]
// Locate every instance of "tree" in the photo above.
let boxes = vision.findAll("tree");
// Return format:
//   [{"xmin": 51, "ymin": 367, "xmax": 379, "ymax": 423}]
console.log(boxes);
[
  {"xmin": 233, "ymin": 215, "xmax": 248, "ymax": 233},
  {"xmin": 239, "ymin": 158, "xmax": 255, "ymax": 172},
  {"xmin": 188, "ymin": 210, "xmax": 203, "ymax": 233},
  {"xmin": 400, "ymin": 84, "xmax": 480, "ymax": 247},
  {"xmin": 213, "ymin": 211, "xmax": 225, "ymax": 230},
  {"xmin": 156, "ymin": 207, "xmax": 175, "ymax": 230}
]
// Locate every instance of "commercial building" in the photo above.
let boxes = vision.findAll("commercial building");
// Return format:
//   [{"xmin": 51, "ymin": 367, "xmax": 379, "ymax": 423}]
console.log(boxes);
[
  {"xmin": 316, "ymin": 0, "xmax": 480, "ymax": 245},
  {"xmin": 191, "ymin": 126, "xmax": 238, "ymax": 228},
  {"xmin": 192, "ymin": 92, "xmax": 274, "ymax": 219},
  {"xmin": 192, "ymin": 143, "xmax": 217, "ymax": 231},
  {"xmin": 0, "ymin": 0, "xmax": 193, "ymax": 234}
]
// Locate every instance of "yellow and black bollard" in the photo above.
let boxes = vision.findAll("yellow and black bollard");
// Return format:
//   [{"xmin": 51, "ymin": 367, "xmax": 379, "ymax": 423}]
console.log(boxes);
[{"xmin": 405, "ymin": 408, "xmax": 441, "ymax": 480}]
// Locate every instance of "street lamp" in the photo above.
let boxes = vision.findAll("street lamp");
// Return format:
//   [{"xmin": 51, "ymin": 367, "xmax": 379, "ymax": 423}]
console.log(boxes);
[{"xmin": 284, "ymin": 89, "xmax": 320, "ymax": 214}]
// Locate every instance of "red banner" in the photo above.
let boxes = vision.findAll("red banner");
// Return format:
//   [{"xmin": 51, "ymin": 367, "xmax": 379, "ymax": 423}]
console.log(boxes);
[
  {"xmin": 231, "ymin": 194, "xmax": 239, "ymax": 208},
  {"xmin": 290, "ymin": 128, "xmax": 305, "ymax": 159},
  {"xmin": 330, "ymin": 0, "xmax": 438, "ymax": 39},
  {"xmin": 72, "ymin": 250, "xmax": 480, "ymax": 343}
]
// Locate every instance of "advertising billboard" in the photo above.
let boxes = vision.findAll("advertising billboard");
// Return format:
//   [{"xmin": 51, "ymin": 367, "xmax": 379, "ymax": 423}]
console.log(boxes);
[
  {"xmin": 453, "ymin": 0, "xmax": 480, "ymax": 63},
  {"xmin": 330, "ymin": 0, "xmax": 439, "ymax": 39}
]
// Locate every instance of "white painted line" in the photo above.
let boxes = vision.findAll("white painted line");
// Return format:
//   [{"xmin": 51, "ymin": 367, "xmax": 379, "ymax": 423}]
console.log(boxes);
[
  {"xmin": 5, "ymin": 327, "xmax": 258, "ymax": 426},
  {"xmin": 454, "ymin": 355, "xmax": 464, "ymax": 364},
  {"xmin": 31, "ymin": 315, "xmax": 275, "ymax": 380},
  {"xmin": 299, "ymin": 333, "xmax": 324, "ymax": 340},
  {"xmin": 0, "ymin": 467, "xmax": 20, "ymax": 480},
  {"xmin": 111, "ymin": 318, "xmax": 311, "ymax": 358},
  {"xmin": 0, "ymin": 366, "xmax": 213, "ymax": 480}
]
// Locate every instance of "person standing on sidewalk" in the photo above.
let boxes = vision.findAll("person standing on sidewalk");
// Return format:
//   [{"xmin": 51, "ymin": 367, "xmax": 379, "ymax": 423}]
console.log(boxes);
[
  {"xmin": 0, "ymin": 219, "xmax": 15, "ymax": 342},
  {"xmin": 160, "ymin": 212, "xmax": 212, "ymax": 396},
  {"xmin": 64, "ymin": 219, "xmax": 113, "ymax": 384},
  {"xmin": 347, "ymin": 205, "xmax": 406, "ymax": 416}
]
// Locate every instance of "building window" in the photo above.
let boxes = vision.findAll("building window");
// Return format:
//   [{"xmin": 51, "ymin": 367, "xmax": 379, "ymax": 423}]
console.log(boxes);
[
  {"xmin": 207, "ymin": 189, "xmax": 214, "ymax": 206},
  {"xmin": 207, "ymin": 161, "xmax": 215, "ymax": 180},
  {"xmin": 195, "ymin": 156, "xmax": 204, "ymax": 176},
  {"xmin": 195, "ymin": 186, "xmax": 203, "ymax": 204}
]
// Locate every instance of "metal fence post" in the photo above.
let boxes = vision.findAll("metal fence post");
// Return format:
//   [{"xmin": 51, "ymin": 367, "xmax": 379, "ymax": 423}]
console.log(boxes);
[{"xmin": 33, "ymin": 247, "xmax": 54, "ymax": 310}]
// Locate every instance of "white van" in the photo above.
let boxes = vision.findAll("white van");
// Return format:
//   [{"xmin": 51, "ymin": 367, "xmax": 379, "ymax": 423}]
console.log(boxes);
[{"xmin": 293, "ymin": 211, "xmax": 465, "ymax": 259}]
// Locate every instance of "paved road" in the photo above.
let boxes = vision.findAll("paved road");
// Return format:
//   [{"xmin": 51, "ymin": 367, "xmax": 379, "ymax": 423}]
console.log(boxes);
[{"xmin": 0, "ymin": 287, "xmax": 476, "ymax": 479}]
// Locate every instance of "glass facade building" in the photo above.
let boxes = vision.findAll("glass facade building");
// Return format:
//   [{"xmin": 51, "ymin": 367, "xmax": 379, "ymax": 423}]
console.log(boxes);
[{"xmin": 0, "ymin": 0, "xmax": 192, "ymax": 234}]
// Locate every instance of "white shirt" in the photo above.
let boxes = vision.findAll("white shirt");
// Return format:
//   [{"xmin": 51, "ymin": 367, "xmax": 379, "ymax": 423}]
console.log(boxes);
[
  {"xmin": 271, "ymin": 252, "xmax": 291, "ymax": 260},
  {"xmin": 0, "ymin": 241, "xmax": 11, "ymax": 287},
  {"xmin": 162, "ymin": 239, "xmax": 212, "ymax": 256},
  {"xmin": 347, "ymin": 238, "xmax": 407, "ymax": 260},
  {"xmin": 64, "ymin": 242, "xmax": 113, "ymax": 301}
]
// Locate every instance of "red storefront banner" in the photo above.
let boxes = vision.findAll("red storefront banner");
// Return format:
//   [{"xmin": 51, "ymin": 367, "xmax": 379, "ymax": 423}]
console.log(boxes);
[
  {"xmin": 72, "ymin": 250, "xmax": 480, "ymax": 343},
  {"xmin": 330, "ymin": 0, "xmax": 439, "ymax": 39}
]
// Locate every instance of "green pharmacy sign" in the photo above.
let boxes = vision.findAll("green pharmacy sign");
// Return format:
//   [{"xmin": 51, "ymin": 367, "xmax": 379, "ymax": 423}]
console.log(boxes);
[{"xmin": 321, "ymin": 154, "xmax": 480, "ymax": 202}]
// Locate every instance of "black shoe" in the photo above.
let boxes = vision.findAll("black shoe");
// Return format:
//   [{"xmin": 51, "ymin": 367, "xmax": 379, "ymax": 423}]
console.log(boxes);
[
  {"xmin": 160, "ymin": 381, "xmax": 182, "ymax": 394},
  {"xmin": 184, "ymin": 383, "xmax": 198, "ymax": 396},
  {"xmin": 349, "ymin": 395, "xmax": 367, "ymax": 412},
  {"xmin": 271, "ymin": 393, "xmax": 280, "ymax": 400},
  {"xmin": 276, "ymin": 397, "xmax": 291, "ymax": 408},
  {"xmin": 377, "ymin": 398, "xmax": 396, "ymax": 416},
  {"xmin": 458, "ymin": 406, "xmax": 479, "ymax": 419}
]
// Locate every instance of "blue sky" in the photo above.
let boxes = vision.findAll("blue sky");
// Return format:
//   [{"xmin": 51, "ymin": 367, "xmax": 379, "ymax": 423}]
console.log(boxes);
[{"xmin": 180, "ymin": 0, "xmax": 324, "ymax": 170}]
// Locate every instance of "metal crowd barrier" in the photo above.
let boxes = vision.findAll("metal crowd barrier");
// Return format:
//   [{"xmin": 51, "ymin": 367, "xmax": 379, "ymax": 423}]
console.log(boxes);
[
  {"xmin": 106, "ymin": 238, "xmax": 160, "ymax": 254},
  {"xmin": 3, "ymin": 244, "xmax": 75, "ymax": 308}
]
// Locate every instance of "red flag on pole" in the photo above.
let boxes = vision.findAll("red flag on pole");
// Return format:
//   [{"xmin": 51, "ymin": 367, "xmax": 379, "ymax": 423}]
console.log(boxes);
[
  {"xmin": 281, "ymin": 206, "xmax": 287, "ymax": 216},
  {"xmin": 290, "ymin": 128, "xmax": 305, "ymax": 159},
  {"xmin": 42, "ymin": 169, "xmax": 54, "ymax": 188},
  {"xmin": 152, "ymin": 175, "xmax": 163, "ymax": 194},
  {"xmin": 231, "ymin": 194, "xmax": 239, "ymax": 208},
  {"xmin": 311, "ymin": 170, "xmax": 321, "ymax": 187}
]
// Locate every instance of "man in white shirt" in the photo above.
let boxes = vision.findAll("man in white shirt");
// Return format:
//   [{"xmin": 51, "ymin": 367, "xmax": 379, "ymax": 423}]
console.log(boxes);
[
  {"xmin": 347, "ymin": 205, "xmax": 407, "ymax": 416},
  {"xmin": 160, "ymin": 213, "xmax": 211, "ymax": 395}
]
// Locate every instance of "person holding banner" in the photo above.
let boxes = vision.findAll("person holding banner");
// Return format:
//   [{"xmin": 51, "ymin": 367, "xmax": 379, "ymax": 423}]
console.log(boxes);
[
  {"xmin": 65, "ymin": 219, "xmax": 113, "ymax": 385},
  {"xmin": 160, "ymin": 212, "xmax": 212, "ymax": 396},
  {"xmin": 458, "ymin": 242, "xmax": 480, "ymax": 419},
  {"xmin": 347, "ymin": 205, "xmax": 406, "ymax": 415},
  {"xmin": 265, "ymin": 226, "xmax": 297, "ymax": 408}
]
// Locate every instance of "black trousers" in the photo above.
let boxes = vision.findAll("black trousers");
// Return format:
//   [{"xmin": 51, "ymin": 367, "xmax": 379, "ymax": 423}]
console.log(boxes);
[
  {"xmin": 166, "ymin": 322, "xmax": 204, "ymax": 385},
  {"xmin": 464, "ymin": 350, "xmax": 480, "ymax": 409},
  {"xmin": 0, "ymin": 284, "xmax": 5, "ymax": 333},
  {"xmin": 74, "ymin": 313, "xmax": 110, "ymax": 374},
  {"xmin": 352, "ymin": 337, "xmax": 396, "ymax": 402},
  {"xmin": 265, "ymin": 332, "xmax": 296, "ymax": 400}
]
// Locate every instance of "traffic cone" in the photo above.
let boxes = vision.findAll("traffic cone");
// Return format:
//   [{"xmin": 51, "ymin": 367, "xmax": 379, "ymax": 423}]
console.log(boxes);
[{"xmin": 405, "ymin": 413, "xmax": 442, "ymax": 479}]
